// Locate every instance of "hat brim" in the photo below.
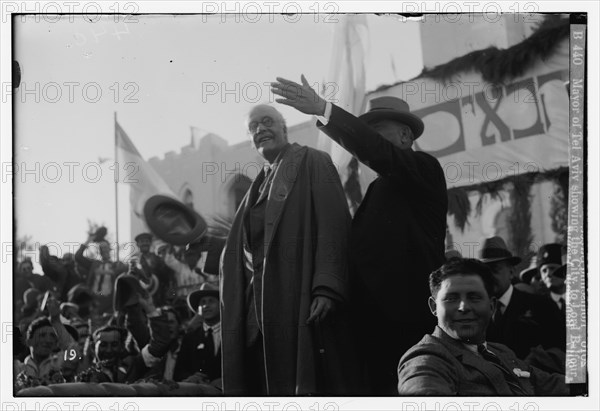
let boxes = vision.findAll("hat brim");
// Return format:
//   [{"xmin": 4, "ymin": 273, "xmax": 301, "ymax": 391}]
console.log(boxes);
[
  {"xmin": 144, "ymin": 195, "xmax": 208, "ymax": 246},
  {"xmin": 359, "ymin": 110, "xmax": 424, "ymax": 139},
  {"xmin": 553, "ymin": 264, "xmax": 567, "ymax": 279},
  {"xmin": 187, "ymin": 289, "xmax": 219, "ymax": 313},
  {"xmin": 480, "ymin": 256, "xmax": 522, "ymax": 266},
  {"xmin": 134, "ymin": 233, "xmax": 153, "ymax": 243},
  {"xmin": 519, "ymin": 266, "xmax": 538, "ymax": 283}
]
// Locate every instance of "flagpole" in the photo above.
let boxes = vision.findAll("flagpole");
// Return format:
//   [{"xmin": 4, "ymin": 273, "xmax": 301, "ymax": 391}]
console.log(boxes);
[{"xmin": 114, "ymin": 111, "xmax": 120, "ymax": 262}]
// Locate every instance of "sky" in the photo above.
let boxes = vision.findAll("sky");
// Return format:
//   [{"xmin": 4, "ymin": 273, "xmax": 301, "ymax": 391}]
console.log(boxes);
[{"xmin": 9, "ymin": 12, "xmax": 423, "ymax": 259}]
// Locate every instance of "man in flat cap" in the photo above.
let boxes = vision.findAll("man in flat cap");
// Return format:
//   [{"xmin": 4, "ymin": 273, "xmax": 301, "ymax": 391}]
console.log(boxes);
[
  {"xmin": 271, "ymin": 76, "xmax": 447, "ymax": 394},
  {"xmin": 480, "ymin": 236, "xmax": 562, "ymax": 360}
]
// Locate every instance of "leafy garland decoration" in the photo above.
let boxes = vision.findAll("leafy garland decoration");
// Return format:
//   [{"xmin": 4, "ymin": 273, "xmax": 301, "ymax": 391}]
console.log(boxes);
[{"xmin": 447, "ymin": 168, "xmax": 569, "ymax": 250}]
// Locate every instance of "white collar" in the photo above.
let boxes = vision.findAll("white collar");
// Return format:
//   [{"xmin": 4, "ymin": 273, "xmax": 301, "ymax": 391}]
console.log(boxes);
[
  {"xmin": 203, "ymin": 321, "xmax": 221, "ymax": 333},
  {"xmin": 498, "ymin": 284, "xmax": 514, "ymax": 309},
  {"xmin": 550, "ymin": 292, "xmax": 566, "ymax": 303}
]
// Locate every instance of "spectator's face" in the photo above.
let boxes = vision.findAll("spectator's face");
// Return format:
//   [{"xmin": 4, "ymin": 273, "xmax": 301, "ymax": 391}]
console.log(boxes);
[
  {"xmin": 20, "ymin": 262, "xmax": 33, "ymax": 276},
  {"xmin": 247, "ymin": 105, "xmax": 287, "ymax": 162},
  {"xmin": 540, "ymin": 263, "xmax": 564, "ymax": 289},
  {"xmin": 94, "ymin": 331, "xmax": 124, "ymax": 366},
  {"xmin": 137, "ymin": 238, "xmax": 152, "ymax": 254},
  {"xmin": 198, "ymin": 296, "xmax": 220, "ymax": 322},
  {"xmin": 28, "ymin": 326, "xmax": 58, "ymax": 359},
  {"xmin": 429, "ymin": 274, "xmax": 495, "ymax": 344},
  {"xmin": 370, "ymin": 120, "xmax": 413, "ymax": 149},
  {"xmin": 487, "ymin": 261, "xmax": 513, "ymax": 297}
]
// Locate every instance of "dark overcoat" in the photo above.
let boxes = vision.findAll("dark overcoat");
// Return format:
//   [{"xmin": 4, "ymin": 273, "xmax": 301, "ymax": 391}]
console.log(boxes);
[
  {"xmin": 486, "ymin": 288, "xmax": 565, "ymax": 359},
  {"xmin": 220, "ymin": 143, "xmax": 354, "ymax": 395},
  {"xmin": 318, "ymin": 104, "xmax": 448, "ymax": 393}
]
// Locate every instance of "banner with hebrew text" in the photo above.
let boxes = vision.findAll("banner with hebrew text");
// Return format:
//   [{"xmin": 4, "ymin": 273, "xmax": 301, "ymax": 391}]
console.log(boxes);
[{"xmin": 368, "ymin": 39, "xmax": 570, "ymax": 188}]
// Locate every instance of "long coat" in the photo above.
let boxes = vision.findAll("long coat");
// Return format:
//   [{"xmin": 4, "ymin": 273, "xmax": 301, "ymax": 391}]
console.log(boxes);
[
  {"xmin": 397, "ymin": 326, "xmax": 569, "ymax": 396},
  {"xmin": 220, "ymin": 143, "xmax": 354, "ymax": 395},
  {"xmin": 318, "ymin": 104, "xmax": 448, "ymax": 393}
]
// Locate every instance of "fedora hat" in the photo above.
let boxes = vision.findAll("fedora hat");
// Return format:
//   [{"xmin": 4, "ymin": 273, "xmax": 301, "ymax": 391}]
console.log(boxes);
[
  {"xmin": 143, "ymin": 195, "xmax": 208, "ymax": 246},
  {"xmin": 187, "ymin": 282, "xmax": 219, "ymax": 313},
  {"xmin": 479, "ymin": 236, "xmax": 522, "ymax": 265},
  {"xmin": 519, "ymin": 255, "xmax": 539, "ymax": 283},
  {"xmin": 359, "ymin": 96, "xmax": 425, "ymax": 138}
]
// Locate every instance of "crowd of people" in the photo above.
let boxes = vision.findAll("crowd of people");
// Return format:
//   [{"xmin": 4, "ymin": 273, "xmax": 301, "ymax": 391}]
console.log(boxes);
[
  {"xmin": 13, "ymin": 76, "xmax": 573, "ymax": 396},
  {"xmin": 13, "ymin": 230, "xmax": 221, "ymax": 393}
]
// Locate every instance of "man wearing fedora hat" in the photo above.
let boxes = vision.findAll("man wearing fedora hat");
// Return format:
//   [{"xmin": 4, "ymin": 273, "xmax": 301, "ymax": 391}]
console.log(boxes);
[
  {"xmin": 173, "ymin": 282, "xmax": 221, "ymax": 384},
  {"xmin": 271, "ymin": 76, "xmax": 447, "ymax": 394},
  {"xmin": 479, "ymin": 236, "xmax": 562, "ymax": 360}
]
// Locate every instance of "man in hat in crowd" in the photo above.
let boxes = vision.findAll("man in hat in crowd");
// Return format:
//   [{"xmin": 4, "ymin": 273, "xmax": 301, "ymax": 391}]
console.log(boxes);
[
  {"xmin": 133, "ymin": 232, "xmax": 175, "ymax": 307},
  {"xmin": 220, "ymin": 103, "xmax": 357, "ymax": 395},
  {"xmin": 397, "ymin": 257, "xmax": 568, "ymax": 395},
  {"xmin": 271, "ymin": 76, "xmax": 447, "ymax": 394},
  {"xmin": 479, "ymin": 237, "xmax": 562, "ymax": 360},
  {"xmin": 537, "ymin": 243, "xmax": 567, "ymax": 318},
  {"xmin": 75, "ymin": 230, "xmax": 127, "ymax": 313},
  {"xmin": 173, "ymin": 282, "xmax": 221, "ymax": 384}
]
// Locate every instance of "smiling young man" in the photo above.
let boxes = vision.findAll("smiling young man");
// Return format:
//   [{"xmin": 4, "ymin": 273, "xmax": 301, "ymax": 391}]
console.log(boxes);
[{"xmin": 397, "ymin": 257, "xmax": 568, "ymax": 396}]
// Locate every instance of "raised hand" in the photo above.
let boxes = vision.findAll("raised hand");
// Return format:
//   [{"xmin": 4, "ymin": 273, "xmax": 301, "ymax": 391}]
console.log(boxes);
[{"xmin": 271, "ymin": 74, "xmax": 327, "ymax": 116}]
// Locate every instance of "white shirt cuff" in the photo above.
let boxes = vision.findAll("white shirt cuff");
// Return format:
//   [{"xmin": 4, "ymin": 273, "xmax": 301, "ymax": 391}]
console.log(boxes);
[
  {"xmin": 141, "ymin": 344, "xmax": 161, "ymax": 367},
  {"xmin": 316, "ymin": 101, "xmax": 332, "ymax": 125}
]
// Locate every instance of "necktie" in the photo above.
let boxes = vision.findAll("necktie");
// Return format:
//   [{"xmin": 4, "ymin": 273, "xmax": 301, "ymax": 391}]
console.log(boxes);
[
  {"xmin": 493, "ymin": 302, "xmax": 504, "ymax": 323},
  {"xmin": 205, "ymin": 327, "xmax": 215, "ymax": 356},
  {"xmin": 477, "ymin": 344, "xmax": 525, "ymax": 395}
]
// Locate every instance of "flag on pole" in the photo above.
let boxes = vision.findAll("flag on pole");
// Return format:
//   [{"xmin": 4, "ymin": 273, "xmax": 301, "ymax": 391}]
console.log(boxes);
[
  {"xmin": 318, "ymin": 14, "xmax": 374, "ymax": 214},
  {"xmin": 115, "ymin": 120, "xmax": 176, "ymax": 219}
]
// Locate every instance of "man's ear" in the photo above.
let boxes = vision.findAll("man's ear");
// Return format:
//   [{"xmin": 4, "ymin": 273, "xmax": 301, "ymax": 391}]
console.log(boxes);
[{"xmin": 428, "ymin": 296, "xmax": 437, "ymax": 317}]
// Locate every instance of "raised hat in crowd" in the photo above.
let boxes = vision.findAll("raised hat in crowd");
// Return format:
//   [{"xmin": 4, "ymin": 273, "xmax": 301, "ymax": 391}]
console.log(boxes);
[
  {"xmin": 67, "ymin": 284, "xmax": 94, "ymax": 306},
  {"xmin": 519, "ymin": 255, "xmax": 539, "ymax": 283},
  {"xmin": 114, "ymin": 273, "xmax": 148, "ymax": 312},
  {"xmin": 143, "ymin": 195, "xmax": 208, "ymax": 246},
  {"xmin": 187, "ymin": 282, "xmax": 219, "ymax": 313},
  {"xmin": 134, "ymin": 232, "xmax": 153, "ymax": 243},
  {"xmin": 478, "ymin": 236, "xmax": 522, "ymax": 265},
  {"xmin": 359, "ymin": 96, "xmax": 425, "ymax": 138}
]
